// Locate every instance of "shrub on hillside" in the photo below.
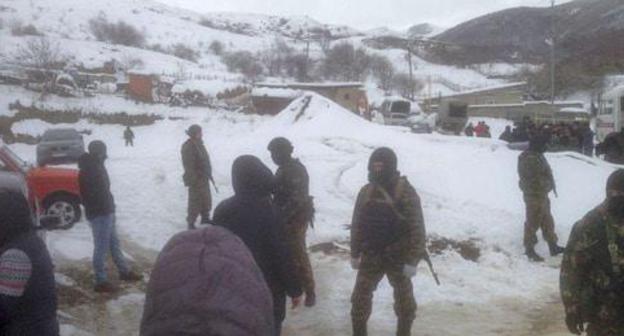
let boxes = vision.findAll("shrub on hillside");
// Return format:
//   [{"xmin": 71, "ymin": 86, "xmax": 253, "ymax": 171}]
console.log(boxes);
[
  {"xmin": 320, "ymin": 42, "xmax": 371, "ymax": 81},
  {"xmin": 11, "ymin": 22, "xmax": 43, "ymax": 36},
  {"xmin": 222, "ymin": 51, "xmax": 264, "ymax": 80},
  {"xmin": 393, "ymin": 73, "xmax": 423, "ymax": 100},
  {"xmin": 89, "ymin": 17, "xmax": 145, "ymax": 47},
  {"xmin": 170, "ymin": 43, "xmax": 199, "ymax": 62},
  {"xmin": 209, "ymin": 40, "xmax": 224, "ymax": 55}
]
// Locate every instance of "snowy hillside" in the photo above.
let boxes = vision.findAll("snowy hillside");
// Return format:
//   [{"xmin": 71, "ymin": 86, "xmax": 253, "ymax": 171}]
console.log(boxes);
[
  {"xmin": 6, "ymin": 92, "xmax": 613, "ymax": 335},
  {"xmin": 0, "ymin": 0, "xmax": 510, "ymax": 98}
]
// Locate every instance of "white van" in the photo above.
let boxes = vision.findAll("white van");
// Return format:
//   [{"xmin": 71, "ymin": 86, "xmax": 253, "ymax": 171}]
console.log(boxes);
[{"xmin": 597, "ymin": 85, "xmax": 624, "ymax": 142}]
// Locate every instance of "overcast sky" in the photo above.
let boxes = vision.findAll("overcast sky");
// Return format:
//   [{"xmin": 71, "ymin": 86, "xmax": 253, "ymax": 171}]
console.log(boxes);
[{"xmin": 158, "ymin": 0, "xmax": 573, "ymax": 30}]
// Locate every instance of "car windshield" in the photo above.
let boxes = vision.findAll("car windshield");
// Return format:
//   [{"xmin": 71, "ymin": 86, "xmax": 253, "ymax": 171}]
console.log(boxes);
[
  {"xmin": 3, "ymin": 146, "xmax": 28, "ymax": 172},
  {"xmin": 390, "ymin": 101, "xmax": 410, "ymax": 113},
  {"xmin": 42, "ymin": 129, "xmax": 81, "ymax": 141}
]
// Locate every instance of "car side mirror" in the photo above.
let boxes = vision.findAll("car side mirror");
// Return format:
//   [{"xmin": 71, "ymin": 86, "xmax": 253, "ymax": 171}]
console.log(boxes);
[{"xmin": 38, "ymin": 215, "xmax": 63, "ymax": 230}]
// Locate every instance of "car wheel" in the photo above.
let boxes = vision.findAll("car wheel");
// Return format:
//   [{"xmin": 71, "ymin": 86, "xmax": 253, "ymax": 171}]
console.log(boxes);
[{"xmin": 44, "ymin": 195, "xmax": 81, "ymax": 229}]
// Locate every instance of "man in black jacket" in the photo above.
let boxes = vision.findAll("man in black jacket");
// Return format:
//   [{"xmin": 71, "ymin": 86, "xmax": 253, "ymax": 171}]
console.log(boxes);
[
  {"xmin": 213, "ymin": 155, "xmax": 303, "ymax": 336},
  {"xmin": 78, "ymin": 140, "xmax": 141, "ymax": 293},
  {"xmin": 181, "ymin": 125, "xmax": 213, "ymax": 229}
]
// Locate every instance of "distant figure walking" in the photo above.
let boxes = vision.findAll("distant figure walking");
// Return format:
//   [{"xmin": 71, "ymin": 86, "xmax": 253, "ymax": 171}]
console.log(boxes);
[
  {"xmin": 464, "ymin": 123, "xmax": 474, "ymax": 137},
  {"xmin": 124, "ymin": 126, "xmax": 135, "ymax": 147}
]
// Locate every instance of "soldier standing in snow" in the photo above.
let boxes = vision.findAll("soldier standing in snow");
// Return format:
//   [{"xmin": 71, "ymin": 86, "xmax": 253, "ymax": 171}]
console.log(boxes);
[
  {"xmin": 181, "ymin": 124, "xmax": 213, "ymax": 230},
  {"xmin": 350, "ymin": 147, "xmax": 426, "ymax": 336},
  {"xmin": 268, "ymin": 137, "xmax": 316, "ymax": 307},
  {"xmin": 560, "ymin": 169, "xmax": 624, "ymax": 336},
  {"xmin": 518, "ymin": 134, "xmax": 565, "ymax": 262},
  {"xmin": 124, "ymin": 126, "xmax": 135, "ymax": 147}
]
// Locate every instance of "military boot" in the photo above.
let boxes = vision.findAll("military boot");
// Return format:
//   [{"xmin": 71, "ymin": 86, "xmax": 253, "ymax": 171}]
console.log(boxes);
[
  {"xmin": 548, "ymin": 242, "xmax": 565, "ymax": 256},
  {"xmin": 397, "ymin": 318, "xmax": 413, "ymax": 336},
  {"xmin": 526, "ymin": 247, "xmax": 544, "ymax": 262}
]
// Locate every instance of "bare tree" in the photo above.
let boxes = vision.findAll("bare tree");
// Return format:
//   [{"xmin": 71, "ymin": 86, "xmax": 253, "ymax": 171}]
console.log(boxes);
[
  {"xmin": 393, "ymin": 73, "xmax": 423, "ymax": 100},
  {"xmin": 320, "ymin": 42, "xmax": 371, "ymax": 82},
  {"xmin": 15, "ymin": 37, "xmax": 66, "ymax": 70},
  {"xmin": 260, "ymin": 37, "xmax": 293, "ymax": 77},
  {"xmin": 209, "ymin": 40, "xmax": 225, "ymax": 55},
  {"xmin": 370, "ymin": 55, "xmax": 395, "ymax": 94}
]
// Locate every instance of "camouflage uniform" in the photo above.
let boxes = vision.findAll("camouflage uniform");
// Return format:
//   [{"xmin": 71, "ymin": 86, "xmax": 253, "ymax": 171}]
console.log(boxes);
[
  {"xmin": 350, "ymin": 176, "xmax": 426, "ymax": 336},
  {"xmin": 274, "ymin": 158, "xmax": 315, "ymax": 299},
  {"xmin": 518, "ymin": 150, "xmax": 558, "ymax": 248},
  {"xmin": 560, "ymin": 204, "xmax": 624, "ymax": 336},
  {"xmin": 181, "ymin": 138, "xmax": 212, "ymax": 228}
]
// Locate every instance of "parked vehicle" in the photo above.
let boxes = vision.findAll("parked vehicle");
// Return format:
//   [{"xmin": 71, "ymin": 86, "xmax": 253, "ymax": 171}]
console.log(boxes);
[
  {"xmin": 379, "ymin": 97, "xmax": 412, "ymax": 126},
  {"xmin": 596, "ymin": 85, "xmax": 624, "ymax": 142},
  {"xmin": 0, "ymin": 143, "xmax": 81, "ymax": 227},
  {"xmin": 37, "ymin": 128, "xmax": 85, "ymax": 166},
  {"xmin": 438, "ymin": 100, "xmax": 469, "ymax": 135}
]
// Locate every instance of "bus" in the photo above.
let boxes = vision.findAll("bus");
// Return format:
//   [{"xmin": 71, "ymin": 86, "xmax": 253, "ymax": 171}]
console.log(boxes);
[{"xmin": 597, "ymin": 85, "xmax": 624, "ymax": 142}]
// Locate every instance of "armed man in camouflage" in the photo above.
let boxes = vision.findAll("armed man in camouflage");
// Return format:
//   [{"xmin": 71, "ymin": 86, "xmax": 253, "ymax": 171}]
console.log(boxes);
[
  {"xmin": 518, "ymin": 134, "xmax": 565, "ymax": 262},
  {"xmin": 350, "ymin": 147, "xmax": 426, "ymax": 336},
  {"xmin": 268, "ymin": 137, "xmax": 316, "ymax": 307},
  {"xmin": 181, "ymin": 124, "xmax": 213, "ymax": 230},
  {"xmin": 560, "ymin": 169, "xmax": 624, "ymax": 336}
]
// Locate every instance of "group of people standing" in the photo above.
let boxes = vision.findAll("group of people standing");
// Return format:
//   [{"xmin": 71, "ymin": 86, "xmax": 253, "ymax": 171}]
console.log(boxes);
[
  {"xmin": 464, "ymin": 121, "xmax": 492, "ymax": 138},
  {"xmin": 2, "ymin": 121, "xmax": 624, "ymax": 335},
  {"xmin": 146, "ymin": 125, "xmax": 426, "ymax": 336},
  {"xmin": 519, "ymin": 131, "xmax": 624, "ymax": 335}
]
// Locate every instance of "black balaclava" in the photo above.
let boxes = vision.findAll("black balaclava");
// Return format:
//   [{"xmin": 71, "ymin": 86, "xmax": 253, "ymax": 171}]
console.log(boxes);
[
  {"xmin": 267, "ymin": 137, "xmax": 293, "ymax": 166},
  {"xmin": 368, "ymin": 147, "xmax": 398, "ymax": 187},
  {"xmin": 0, "ymin": 189, "xmax": 34, "ymax": 247},
  {"xmin": 607, "ymin": 169, "xmax": 624, "ymax": 221},
  {"xmin": 88, "ymin": 140, "xmax": 108, "ymax": 162},
  {"xmin": 231, "ymin": 155, "xmax": 274, "ymax": 198},
  {"xmin": 529, "ymin": 134, "xmax": 548, "ymax": 153}
]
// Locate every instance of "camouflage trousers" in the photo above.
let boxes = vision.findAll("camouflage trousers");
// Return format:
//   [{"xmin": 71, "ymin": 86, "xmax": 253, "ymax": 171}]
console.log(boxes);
[
  {"xmin": 285, "ymin": 216, "xmax": 315, "ymax": 297},
  {"xmin": 351, "ymin": 253, "xmax": 416, "ymax": 336},
  {"xmin": 187, "ymin": 182, "xmax": 212, "ymax": 229},
  {"xmin": 523, "ymin": 194, "xmax": 558, "ymax": 248}
]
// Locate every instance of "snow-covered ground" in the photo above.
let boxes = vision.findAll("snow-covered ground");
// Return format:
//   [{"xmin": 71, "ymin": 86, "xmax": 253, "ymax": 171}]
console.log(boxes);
[{"xmin": 6, "ymin": 93, "xmax": 613, "ymax": 335}]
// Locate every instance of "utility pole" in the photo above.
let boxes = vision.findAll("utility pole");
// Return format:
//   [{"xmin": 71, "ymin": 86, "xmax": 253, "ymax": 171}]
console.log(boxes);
[
  {"xmin": 550, "ymin": 0, "xmax": 556, "ymax": 104},
  {"xmin": 407, "ymin": 46, "xmax": 414, "ymax": 100}
]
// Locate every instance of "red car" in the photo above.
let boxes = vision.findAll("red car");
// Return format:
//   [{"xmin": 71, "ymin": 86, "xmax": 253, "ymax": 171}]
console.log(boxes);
[{"xmin": 0, "ymin": 143, "xmax": 81, "ymax": 228}]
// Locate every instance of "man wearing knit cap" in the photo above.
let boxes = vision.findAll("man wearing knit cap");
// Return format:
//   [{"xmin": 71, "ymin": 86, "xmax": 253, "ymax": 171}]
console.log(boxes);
[{"xmin": 350, "ymin": 147, "xmax": 426, "ymax": 336}]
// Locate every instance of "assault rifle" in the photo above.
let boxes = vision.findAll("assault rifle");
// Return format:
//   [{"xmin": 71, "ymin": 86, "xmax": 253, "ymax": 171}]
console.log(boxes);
[{"xmin": 423, "ymin": 251, "xmax": 441, "ymax": 286}]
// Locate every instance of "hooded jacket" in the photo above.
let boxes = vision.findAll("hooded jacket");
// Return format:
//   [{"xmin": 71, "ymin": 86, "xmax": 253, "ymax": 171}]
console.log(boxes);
[
  {"xmin": 140, "ymin": 226, "xmax": 275, "ymax": 336},
  {"xmin": 78, "ymin": 153, "xmax": 115, "ymax": 220},
  {"xmin": 214, "ymin": 155, "xmax": 302, "ymax": 323}
]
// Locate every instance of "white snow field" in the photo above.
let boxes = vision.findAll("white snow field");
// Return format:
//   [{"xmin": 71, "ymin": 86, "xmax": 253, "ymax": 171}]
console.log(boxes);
[{"xmin": 7, "ymin": 93, "xmax": 613, "ymax": 335}]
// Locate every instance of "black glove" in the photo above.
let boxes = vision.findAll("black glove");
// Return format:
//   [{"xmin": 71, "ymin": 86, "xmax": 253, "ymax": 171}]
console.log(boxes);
[{"xmin": 565, "ymin": 311, "xmax": 584, "ymax": 335}]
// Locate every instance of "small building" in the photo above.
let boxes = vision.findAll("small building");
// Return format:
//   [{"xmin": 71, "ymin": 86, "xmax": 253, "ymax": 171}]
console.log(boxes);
[
  {"xmin": 468, "ymin": 101, "xmax": 589, "ymax": 123},
  {"xmin": 426, "ymin": 82, "xmax": 528, "ymax": 107},
  {"xmin": 127, "ymin": 72, "xmax": 174, "ymax": 103},
  {"xmin": 254, "ymin": 82, "xmax": 369, "ymax": 116},
  {"xmin": 426, "ymin": 82, "xmax": 588, "ymax": 123}
]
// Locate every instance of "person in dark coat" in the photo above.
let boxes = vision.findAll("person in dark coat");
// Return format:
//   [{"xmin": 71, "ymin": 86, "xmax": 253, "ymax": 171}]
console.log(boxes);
[
  {"xmin": 140, "ymin": 225, "xmax": 275, "ymax": 336},
  {"xmin": 499, "ymin": 126, "xmax": 513, "ymax": 142},
  {"xmin": 0, "ymin": 189, "xmax": 58, "ymax": 336},
  {"xmin": 464, "ymin": 123, "xmax": 474, "ymax": 137},
  {"xmin": 214, "ymin": 155, "xmax": 303, "ymax": 336},
  {"xmin": 123, "ymin": 126, "xmax": 135, "ymax": 147},
  {"xmin": 268, "ymin": 137, "xmax": 316, "ymax": 307},
  {"xmin": 181, "ymin": 124, "xmax": 213, "ymax": 229},
  {"xmin": 78, "ymin": 140, "xmax": 142, "ymax": 292},
  {"xmin": 596, "ymin": 129, "xmax": 624, "ymax": 164}
]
